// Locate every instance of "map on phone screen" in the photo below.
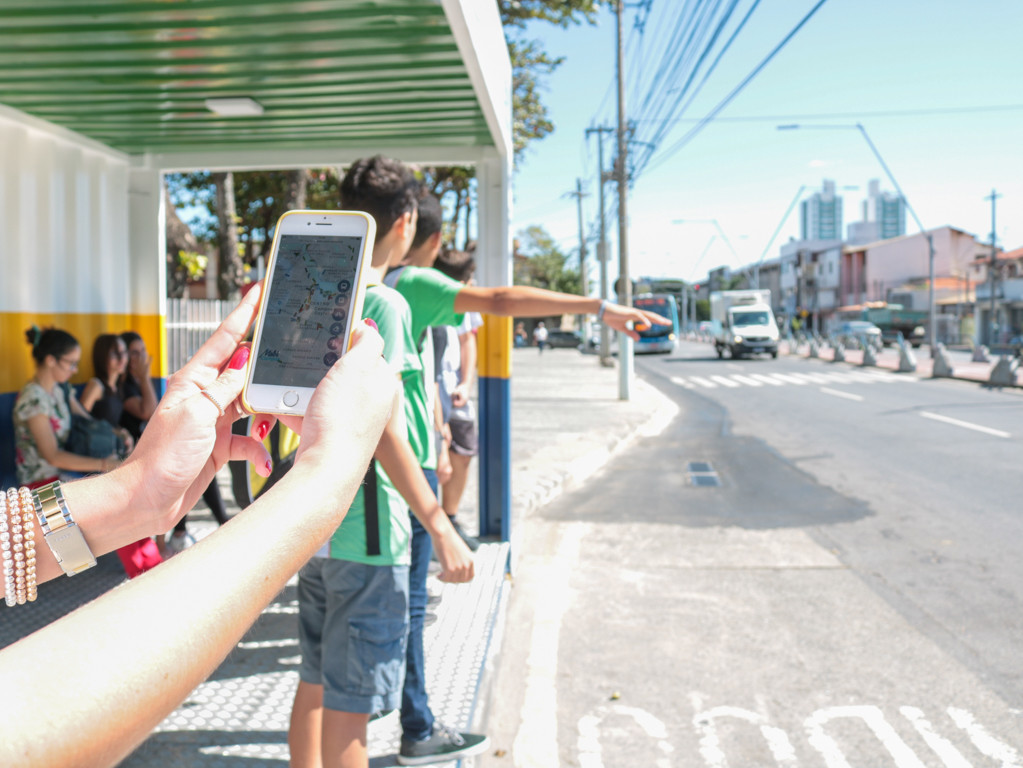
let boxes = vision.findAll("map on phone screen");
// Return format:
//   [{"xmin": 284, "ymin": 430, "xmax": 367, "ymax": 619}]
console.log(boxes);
[{"xmin": 252, "ymin": 233, "xmax": 362, "ymax": 388}]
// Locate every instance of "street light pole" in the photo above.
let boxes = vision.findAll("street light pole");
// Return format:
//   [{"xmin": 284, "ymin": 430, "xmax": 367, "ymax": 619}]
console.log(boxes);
[
  {"xmin": 585, "ymin": 125, "xmax": 615, "ymax": 365},
  {"xmin": 778, "ymin": 123, "xmax": 937, "ymax": 354},
  {"xmin": 614, "ymin": 0, "xmax": 632, "ymax": 400}
]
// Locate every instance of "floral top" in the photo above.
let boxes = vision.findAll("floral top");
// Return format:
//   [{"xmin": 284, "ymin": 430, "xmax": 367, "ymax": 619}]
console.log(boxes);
[{"xmin": 13, "ymin": 380, "xmax": 70, "ymax": 486}]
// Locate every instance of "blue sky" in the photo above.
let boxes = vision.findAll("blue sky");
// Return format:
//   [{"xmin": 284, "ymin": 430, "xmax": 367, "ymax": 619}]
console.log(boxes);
[{"xmin": 508, "ymin": 0, "xmax": 1023, "ymax": 289}]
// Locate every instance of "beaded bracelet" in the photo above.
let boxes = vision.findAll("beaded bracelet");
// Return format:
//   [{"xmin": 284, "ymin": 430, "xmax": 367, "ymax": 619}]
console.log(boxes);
[
  {"xmin": 7, "ymin": 488, "xmax": 25, "ymax": 605},
  {"xmin": 19, "ymin": 487, "xmax": 37, "ymax": 603},
  {"xmin": 0, "ymin": 491, "xmax": 13, "ymax": 607}
]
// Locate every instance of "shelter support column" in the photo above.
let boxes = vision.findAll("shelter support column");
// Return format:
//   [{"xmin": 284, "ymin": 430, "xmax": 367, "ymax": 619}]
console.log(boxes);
[
  {"xmin": 474, "ymin": 151, "xmax": 512, "ymax": 541},
  {"xmin": 127, "ymin": 166, "xmax": 167, "ymax": 384}
]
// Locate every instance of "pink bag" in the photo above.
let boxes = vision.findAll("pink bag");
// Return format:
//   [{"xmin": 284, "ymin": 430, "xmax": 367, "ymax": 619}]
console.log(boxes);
[{"xmin": 116, "ymin": 538, "xmax": 163, "ymax": 578}]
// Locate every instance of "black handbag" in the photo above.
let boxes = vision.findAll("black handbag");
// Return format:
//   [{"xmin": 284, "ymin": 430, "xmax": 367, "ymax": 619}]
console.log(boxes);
[
  {"xmin": 67, "ymin": 415, "xmax": 120, "ymax": 458},
  {"xmin": 60, "ymin": 383, "xmax": 122, "ymax": 458}
]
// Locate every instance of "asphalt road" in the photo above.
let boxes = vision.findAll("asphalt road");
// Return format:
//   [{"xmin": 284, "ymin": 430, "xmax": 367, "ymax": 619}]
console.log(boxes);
[{"xmin": 484, "ymin": 342, "xmax": 1022, "ymax": 768}]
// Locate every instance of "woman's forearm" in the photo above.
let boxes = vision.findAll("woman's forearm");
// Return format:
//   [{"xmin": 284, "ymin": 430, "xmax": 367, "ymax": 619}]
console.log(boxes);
[{"xmin": 0, "ymin": 445, "xmax": 372, "ymax": 768}]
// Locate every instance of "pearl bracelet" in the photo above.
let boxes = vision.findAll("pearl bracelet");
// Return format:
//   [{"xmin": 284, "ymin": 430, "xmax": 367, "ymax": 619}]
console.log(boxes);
[
  {"xmin": 7, "ymin": 488, "xmax": 25, "ymax": 605},
  {"xmin": 20, "ymin": 487, "xmax": 37, "ymax": 603},
  {"xmin": 2, "ymin": 487, "xmax": 39, "ymax": 606},
  {"xmin": 0, "ymin": 491, "xmax": 14, "ymax": 607}
]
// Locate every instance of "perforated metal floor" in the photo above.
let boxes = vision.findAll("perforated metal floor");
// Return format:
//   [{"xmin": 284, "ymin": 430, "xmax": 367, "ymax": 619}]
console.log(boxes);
[{"xmin": 121, "ymin": 541, "xmax": 510, "ymax": 767}]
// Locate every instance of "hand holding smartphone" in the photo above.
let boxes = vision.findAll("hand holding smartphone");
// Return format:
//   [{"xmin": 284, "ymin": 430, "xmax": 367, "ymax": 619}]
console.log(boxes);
[{"xmin": 242, "ymin": 210, "xmax": 375, "ymax": 416}]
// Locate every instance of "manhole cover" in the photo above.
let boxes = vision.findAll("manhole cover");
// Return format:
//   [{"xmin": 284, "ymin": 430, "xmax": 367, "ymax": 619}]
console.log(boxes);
[
  {"xmin": 687, "ymin": 461, "xmax": 713, "ymax": 473},
  {"xmin": 690, "ymin": 475, "xmax": 721, "ymax": 487}
]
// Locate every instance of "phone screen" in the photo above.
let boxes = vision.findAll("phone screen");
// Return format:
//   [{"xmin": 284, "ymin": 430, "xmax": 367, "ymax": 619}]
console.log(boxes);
[{"xmin": 251, "ymin": 232, "xmax": 364, "ymax": 389}]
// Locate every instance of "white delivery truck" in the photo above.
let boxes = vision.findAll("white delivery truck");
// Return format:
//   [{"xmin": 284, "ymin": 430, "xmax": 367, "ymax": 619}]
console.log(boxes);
[{"xmin": 710, "ymin": 289, "xmax": 779, "ymax": 359}]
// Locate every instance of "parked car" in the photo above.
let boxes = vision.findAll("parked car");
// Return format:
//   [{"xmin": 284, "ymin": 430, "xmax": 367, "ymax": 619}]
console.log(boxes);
[
  {"xmin": 836, "ymin": 321, "xmax": 882, "ymax": 349},
  {"xmin": 546, "ymin": 330, "xmax": 582, "ymax": 349}
]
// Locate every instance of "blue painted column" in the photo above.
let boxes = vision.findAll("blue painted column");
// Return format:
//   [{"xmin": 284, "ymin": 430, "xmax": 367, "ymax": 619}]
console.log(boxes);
[{"xmin": 477, "ymin": 314, "xmax": 511, "ymax": 541}]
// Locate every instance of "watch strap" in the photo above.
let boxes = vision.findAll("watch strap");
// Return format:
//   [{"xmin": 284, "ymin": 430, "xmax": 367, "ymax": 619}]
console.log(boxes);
[{"xmin": 33, "ymin": 481, "xmax": 97, "ymax": 576}]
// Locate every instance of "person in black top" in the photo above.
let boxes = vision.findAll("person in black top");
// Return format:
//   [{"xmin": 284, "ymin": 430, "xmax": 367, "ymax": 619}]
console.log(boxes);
[{"xmin": 80, "ymin": 334, "xmax": 135, "ymax": 455}]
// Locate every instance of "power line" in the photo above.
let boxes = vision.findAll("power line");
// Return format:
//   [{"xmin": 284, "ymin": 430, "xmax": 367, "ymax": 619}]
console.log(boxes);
[
  {"xmin": 645, "ymin": 0, "xmax": 831, "ymax": 173},
  {"xmin": 629, "ymin": 102, "xmax": 1023, "ymax": 124}
]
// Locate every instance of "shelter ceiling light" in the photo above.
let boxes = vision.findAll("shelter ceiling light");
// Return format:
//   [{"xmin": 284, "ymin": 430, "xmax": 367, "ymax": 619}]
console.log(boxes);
[{"xmin": 204, "ymin": 97, "xmax": 264, "ymax": 117}]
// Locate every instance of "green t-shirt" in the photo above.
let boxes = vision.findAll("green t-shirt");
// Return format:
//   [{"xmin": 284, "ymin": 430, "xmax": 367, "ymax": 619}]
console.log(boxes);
[
  {"xmin": 388, "ymin": 266, "xmax": 464, "ymax": 471},
  {"xmin": 326, "ymin": 284, "xmax": 420, "ymax": 565}
]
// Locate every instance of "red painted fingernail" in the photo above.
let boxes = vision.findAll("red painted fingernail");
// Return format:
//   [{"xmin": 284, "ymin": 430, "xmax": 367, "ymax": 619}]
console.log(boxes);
[
  {"xmin": 364, "ymin": 318, "xmax": 378, "ymax": 331},
  {"xmin": 265, "ymin": 459, "xmax": 273, "ymax": 475},
  {"xmin": 228, "ymin": 346, "xmax": 250, "ymax": 370},
  {"xmin": 256, "ymin": 421, "xmax": 269, "ymax": 440}
]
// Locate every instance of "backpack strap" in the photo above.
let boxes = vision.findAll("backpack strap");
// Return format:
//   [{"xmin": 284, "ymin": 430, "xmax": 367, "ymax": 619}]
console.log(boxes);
[{"xmin": 363, "ymin": 459, "xmax": 381, "ymax": 556}]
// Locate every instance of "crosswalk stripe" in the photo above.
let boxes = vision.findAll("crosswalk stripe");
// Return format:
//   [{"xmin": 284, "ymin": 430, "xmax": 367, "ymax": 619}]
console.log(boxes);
[
  {"xmin": 729, "ymin": 374, "xmax": 763, "ymax": 387},
  {"xmin": 670, "ymin": 376, "xmax": 695, "ymax": 389},
  {"xmin": 768, "ymin": 372, "xmax": 808, "ymax": 385},
  {"xmin": 790, "ymin": 372, "xmax": 831, "ymax": 384},
  {"xmin": 709, "ymin": 375, "xmax": 741, "ymax": 388},
  {"xmin": 750, "ymin": 373, "xmax": 784, "ymax": 386},
  {"xmin": 688, "ymin": 376, "xmax": 718, "ymax": 388}
]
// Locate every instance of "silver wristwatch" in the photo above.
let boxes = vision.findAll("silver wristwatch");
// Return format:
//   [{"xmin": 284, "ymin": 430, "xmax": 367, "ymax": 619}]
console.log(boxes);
[{"xmin": 32, "ymin": 481, "xmax": 97, "ymax": 576}]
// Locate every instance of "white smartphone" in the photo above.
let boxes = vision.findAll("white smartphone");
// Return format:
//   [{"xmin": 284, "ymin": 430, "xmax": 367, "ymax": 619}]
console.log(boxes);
[{"xmin": 241, "ymin": 209, "xmax": 375, "ymax": 416}]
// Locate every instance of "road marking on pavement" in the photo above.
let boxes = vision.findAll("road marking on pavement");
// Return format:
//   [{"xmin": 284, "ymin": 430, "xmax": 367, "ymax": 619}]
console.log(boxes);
[
  {"xmin": 670, "ymin": 376, "xmax": 695, "ymax": 389},
  {"xmin": 729, "ymin": 374, "xmax": 764, "ymax": 387},
  {"xmin": 237, "ymin": 638, "xmax": 299, "ymax": 649},
  {"xmin": 900, "ymin": 707, "xmax": 972, "ymax": 768},
  {"xmin": 579, "ymin": 704, "xmax": 673, "ymax": 768},
  {"xmin": 820, "ymin": 387, "xmax": 864, "ymax": 401},
  {"xmin": 920, "ymin": 411, "xmax": 1011, "ymax": 439},
  {"xmin": 514, "ymin": 522, "xmax": 586, "ymax": 768},
  {"xmin": 768, "ymin": 372, "xmax": 808, "ymax": 385},
  {"xmin": 947, "ymin": 706, "xmax": 1023, "ymax": 765},
  {"xmin": 689, "ymin": 376, "xmax": 719, "ymax": 388},
  {"xmin": 807, "ymin": 705, "xmax": 929, "ymax": 768},
  {"xmin": 750, "ymin": 373, "xmax": 784, "ymax": 386},
  {"xmin": 709, "ymin": 375, "xmax": 741, "ymax": 388}
]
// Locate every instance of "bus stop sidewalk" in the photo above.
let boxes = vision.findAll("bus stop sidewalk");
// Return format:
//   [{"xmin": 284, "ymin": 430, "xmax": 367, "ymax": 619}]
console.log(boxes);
[{"xmin": 0, "ymin": 345, "xmax": 679, "ymax": 767}]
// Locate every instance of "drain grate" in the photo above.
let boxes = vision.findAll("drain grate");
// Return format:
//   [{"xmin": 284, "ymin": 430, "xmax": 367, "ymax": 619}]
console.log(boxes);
[{"xmin": 686, "ymin": 460, "xmax": 720, "ymax": 487}]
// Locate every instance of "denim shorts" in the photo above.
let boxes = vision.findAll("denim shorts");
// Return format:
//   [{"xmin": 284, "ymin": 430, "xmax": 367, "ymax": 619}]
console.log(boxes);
[{"xmin": 296, "ymin": 557, "xmax": 410, "ymax": 714}]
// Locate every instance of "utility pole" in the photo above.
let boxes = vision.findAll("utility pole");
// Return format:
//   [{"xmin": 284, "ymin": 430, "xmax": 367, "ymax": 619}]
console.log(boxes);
[
  {"xmin": 615, "ymin": 0, "xmax": 632, "ymax": 400},
  {"xmin": 585, "ymin": 125, "xmax": 615, "ymax": 365},
  {"xmin": 570, "ymin": 178, "xmax": 589, "ymax": 297},
  {"xmin": 568, "ymin": 177, "xmax": 590, "ymax": 334},
  {"xmin": 986, "ymin": 189, "xmax": 1001, "ymax": 347}
]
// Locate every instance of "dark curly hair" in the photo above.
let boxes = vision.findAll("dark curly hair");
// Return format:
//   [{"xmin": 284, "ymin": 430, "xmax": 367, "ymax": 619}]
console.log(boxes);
[
  {"xmin": 25, "ymin": 326, "xmax": 78, "ymax": 364},
  {"xmin": 339, "ymin": 155, "xmax": 419, "ymax": 244},
  {"xmin": 411, "ymin": 191, "xmax": 443, "ymax": 250},
  {"xmin": 434, "ymin": 248, "xmax": 476, "ymax": 284}
]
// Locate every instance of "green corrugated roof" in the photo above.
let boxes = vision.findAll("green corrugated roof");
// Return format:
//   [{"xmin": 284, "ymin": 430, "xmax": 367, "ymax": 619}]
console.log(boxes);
[{"xmin": 0, "ymin": 0, "xmax": 493, "ymax": 154}]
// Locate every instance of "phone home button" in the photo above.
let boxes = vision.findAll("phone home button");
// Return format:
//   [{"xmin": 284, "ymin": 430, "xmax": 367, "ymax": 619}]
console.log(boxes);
[{"xmin": 282, "ymin": 391, "xmax": 300, "ymax": 408}]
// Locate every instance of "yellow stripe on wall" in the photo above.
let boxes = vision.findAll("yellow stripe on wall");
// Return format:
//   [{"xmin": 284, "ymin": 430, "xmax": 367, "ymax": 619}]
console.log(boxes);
[
  {"xmin": 478, "ymin": 314, "xmax": 512, "ymax": 380},
  {"xmin": 1, "ymin": 312, "xmax": 163, "ymax": 393}
]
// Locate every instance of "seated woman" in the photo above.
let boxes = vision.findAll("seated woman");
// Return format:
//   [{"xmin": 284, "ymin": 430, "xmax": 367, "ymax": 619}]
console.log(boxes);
[
  {"xmin": 79, "ymin": 333, "xmax": 135, "ymax": 455},
  {"xmin": 13, "ymin": 328, "xmax": 119, "ymax": 489}
]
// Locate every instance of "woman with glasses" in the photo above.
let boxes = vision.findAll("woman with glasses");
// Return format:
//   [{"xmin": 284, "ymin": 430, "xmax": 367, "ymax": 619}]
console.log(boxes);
[
  {"xmin": 13, "ymin": 327, "xmax": 118, "ymax": 489},
  {"xmin": 80, "ymin": 334, "xmax": 135, "ymax": 454}
]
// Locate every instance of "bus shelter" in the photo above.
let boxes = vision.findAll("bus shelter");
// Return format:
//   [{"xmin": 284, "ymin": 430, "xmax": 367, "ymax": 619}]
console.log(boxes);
[{"xmin": 0, "ymin": 0, "xmax": 513, "ymax": 538}]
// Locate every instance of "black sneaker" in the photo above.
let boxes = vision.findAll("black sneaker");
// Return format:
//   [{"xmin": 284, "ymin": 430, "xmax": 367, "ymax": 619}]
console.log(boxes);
[
  {"xmin": 448, "ymin": 517, "xmax": 481, "ymax": 552},
  {"xmin": 397, "ymin": 724, "xmax": 490, "ymax": 765}
]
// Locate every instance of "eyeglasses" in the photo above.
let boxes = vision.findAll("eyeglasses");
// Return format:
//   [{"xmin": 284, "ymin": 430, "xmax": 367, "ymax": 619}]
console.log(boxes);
[
  {"xmin": 59, "ymin": 357, "xmax": 80, "ymax": 371},
  {"xmin": 111, "ymin": 348, "xmax": 127, "ymax": 359}
]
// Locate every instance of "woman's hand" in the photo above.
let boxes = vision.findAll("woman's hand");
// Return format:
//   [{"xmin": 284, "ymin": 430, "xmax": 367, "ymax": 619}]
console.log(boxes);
[
  {"xmin": 119, "ymin": 286, "xmax": 272, "ymax": 532},
  {"xmin": 129, "ymin": 348, "xmax": 153, "ymax": 382}
]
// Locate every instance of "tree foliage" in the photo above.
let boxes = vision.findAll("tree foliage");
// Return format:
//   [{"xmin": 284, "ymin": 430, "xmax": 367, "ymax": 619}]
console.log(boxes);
[{"xmin": 514, "ymin": 225, "xmax": 581, "ymax": 295}]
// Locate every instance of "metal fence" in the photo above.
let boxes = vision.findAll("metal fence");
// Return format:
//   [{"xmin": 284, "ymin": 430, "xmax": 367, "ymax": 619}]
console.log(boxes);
[{"xmin": 165, "ymin": 298, "xmax": 235, "ymax": 375}]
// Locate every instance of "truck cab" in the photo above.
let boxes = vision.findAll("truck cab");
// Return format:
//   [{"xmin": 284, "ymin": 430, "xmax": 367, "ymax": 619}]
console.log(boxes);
[{"xmin": 710, "ymin": 290, "xmax": 780, "ymax": 359}]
